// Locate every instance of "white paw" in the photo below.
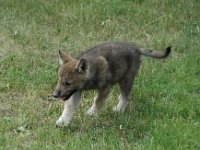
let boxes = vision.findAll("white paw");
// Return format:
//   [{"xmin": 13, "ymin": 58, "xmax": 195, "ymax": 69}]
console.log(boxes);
[
  {"xmin": 113, "ymin": 102, "xmax": 128, "ymax": 113},
  {"xmin": 56, "ymin": 117, "xmax": 70, "ymax": 128},
  {"xmin": 113, "ymin": 106, "xmax": 125, "ymax": 113},
  {"xmin": 86, "ymin": 107, "xmax": 98, "ymax": 116}
]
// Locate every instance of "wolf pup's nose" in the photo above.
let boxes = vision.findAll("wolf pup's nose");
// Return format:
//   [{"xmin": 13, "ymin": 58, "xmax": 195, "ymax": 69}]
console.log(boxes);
[{"xmin": 52, "ymin": 90, "xmax": 61, "ymax": 98}]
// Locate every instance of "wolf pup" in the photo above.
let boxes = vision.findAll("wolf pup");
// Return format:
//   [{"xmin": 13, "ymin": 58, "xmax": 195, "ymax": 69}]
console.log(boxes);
[{"xmin": 53, "ymin": 42, "xmax": 171, "ymax": 127}]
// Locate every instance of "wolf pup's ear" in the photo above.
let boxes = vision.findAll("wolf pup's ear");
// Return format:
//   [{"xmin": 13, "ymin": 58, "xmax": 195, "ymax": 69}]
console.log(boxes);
[
  {"xmin": 58, "ymin": 50, "xmax": 73, "ymax": 65},
  {"xmin": 76, "ymin": 58, "xmax": 87, "ymax": 73},
  {"xmin": 58, "ymin": 50, "xmax": 64, "ymax": 65}
]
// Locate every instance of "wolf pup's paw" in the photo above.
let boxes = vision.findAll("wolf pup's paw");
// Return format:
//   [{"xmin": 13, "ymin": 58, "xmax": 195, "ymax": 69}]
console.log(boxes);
[
  {"xmin": 112, "ymin": 105, "xmax": 127, "ymax": 113},
  {"xmin": 86, "ymin": 106, "xmax": 99, "ymax": 116},
  {"xmin": 113, "ymin": 106, "xmax": 123, "ymax": 112},
  {"xmin": 56, "ymin": 117, "xmax": 70, "ymax": 128}
]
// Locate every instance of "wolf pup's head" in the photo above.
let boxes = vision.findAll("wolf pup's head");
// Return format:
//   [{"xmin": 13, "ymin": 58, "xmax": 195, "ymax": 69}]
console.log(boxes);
[{"xmin": 53, "ymin": 50, "xmax": 88, "ymax": 101}]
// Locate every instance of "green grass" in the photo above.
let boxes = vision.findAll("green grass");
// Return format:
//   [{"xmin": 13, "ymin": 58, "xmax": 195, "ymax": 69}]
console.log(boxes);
[{"xmin": 0, "ymin": 0, "xmax": 200, "ymax": 149}]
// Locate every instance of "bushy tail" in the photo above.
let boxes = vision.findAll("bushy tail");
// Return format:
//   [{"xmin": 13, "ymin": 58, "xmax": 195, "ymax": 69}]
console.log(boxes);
[{"xmin": 138, "ymin": 46, "xmax": 171, "ymax": 58}]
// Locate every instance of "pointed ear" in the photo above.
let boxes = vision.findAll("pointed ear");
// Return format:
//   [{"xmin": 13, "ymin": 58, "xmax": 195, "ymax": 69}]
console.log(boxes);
[
  {"xmin": 58, "ymin": 50, "xmax": 73, "ymax": 65},
  {"xmin": 76, "ymin": 58, "xmax": 87, "ymax": 73},
  {"xmin": 58, "ymin": 50, "xmax": 64, "ymax": 65}
]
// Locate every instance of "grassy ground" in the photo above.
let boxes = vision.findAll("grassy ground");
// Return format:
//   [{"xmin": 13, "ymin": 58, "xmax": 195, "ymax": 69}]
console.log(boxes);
[{"xmin": 0, "ymin": 0, "xmax": 200, "ymax": 149}]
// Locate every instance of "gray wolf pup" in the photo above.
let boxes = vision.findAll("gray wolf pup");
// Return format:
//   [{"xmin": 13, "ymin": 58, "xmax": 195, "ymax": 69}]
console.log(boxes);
[{"xmin": 53, "ymin": 42, "xmax": 171, "ymax": 127}]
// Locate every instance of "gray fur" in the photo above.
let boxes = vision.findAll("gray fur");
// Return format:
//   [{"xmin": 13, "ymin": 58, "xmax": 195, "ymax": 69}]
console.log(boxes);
[
  {"xmin": 53, "ymin": 42, "xmax": 171, "ymax": 127},
  {"xmin": 77, "ymin": 42, "xmax": 170, "ymax": 90}
]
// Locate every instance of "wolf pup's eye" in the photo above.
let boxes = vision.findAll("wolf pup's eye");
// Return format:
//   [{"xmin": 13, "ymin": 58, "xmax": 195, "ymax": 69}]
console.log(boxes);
[{"xmin": 64, "ymin": 81, "xmax": 72, "ymax": 86}]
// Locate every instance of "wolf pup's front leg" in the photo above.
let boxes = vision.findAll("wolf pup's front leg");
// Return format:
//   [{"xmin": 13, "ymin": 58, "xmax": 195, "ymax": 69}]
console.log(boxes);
[
  {"xmin": 86, "ymin": 86, "xmax": 111, "ymax": 116},
  {"xmin": 56, "ymin": 92, "xmax": 81, "ymax": 127}
]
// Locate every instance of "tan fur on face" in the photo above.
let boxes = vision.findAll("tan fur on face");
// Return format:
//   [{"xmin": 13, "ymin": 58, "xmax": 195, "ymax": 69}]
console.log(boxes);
[
  {"xmin": 59, "ymin": 60, "xmax": 77, "ymax": 79},
  {"xmin": 58, "ymin": 58, "xmax": 87, "ymax": 91}
]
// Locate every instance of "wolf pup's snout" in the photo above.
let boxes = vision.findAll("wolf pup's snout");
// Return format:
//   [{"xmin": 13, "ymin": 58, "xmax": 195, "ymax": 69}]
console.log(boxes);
[
  {"xmin": 52, "ymin": 90, "xmax": 61, "ymax": 98},
  {"xmin": 52, "ymin": 89, "xmax": 77, "ymax": 101}
]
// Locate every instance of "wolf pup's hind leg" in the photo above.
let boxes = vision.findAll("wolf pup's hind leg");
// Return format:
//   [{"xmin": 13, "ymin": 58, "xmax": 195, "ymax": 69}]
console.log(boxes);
[
  {"xmin": 113, "ymin": 69, "xmax": 138, "ymax": 112},
  {"xmin": 113, "ymin": 80, "xmax": 132, "ymax": 112}
]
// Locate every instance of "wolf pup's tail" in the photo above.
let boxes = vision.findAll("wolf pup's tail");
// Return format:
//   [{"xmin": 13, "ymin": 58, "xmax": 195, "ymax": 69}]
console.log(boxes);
[{"xmin": 138, "ymin": 46, "xmax": 171, "ymax": 59}]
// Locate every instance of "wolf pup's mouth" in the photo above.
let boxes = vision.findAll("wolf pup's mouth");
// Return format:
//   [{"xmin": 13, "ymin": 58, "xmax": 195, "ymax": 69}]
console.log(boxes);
[{"xmin": 60, "ymin": 90, "xmax": 77, "ymax": 101}]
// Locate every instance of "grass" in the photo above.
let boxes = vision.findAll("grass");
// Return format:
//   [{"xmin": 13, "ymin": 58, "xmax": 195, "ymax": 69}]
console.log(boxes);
[{"xmin": 0, "ymin": 0, "xmax": 200, "ymax": 149}]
